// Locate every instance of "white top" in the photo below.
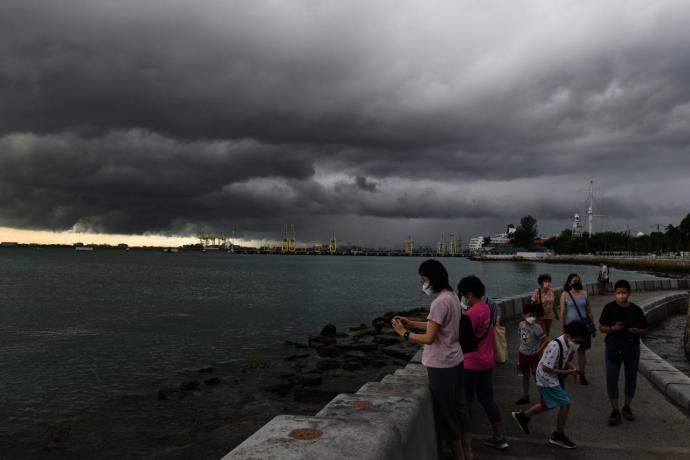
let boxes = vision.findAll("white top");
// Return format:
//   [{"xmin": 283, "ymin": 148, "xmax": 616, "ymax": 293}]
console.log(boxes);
[{"xmin": 536, "ymin": 336, "xmax": 573, "ymax": 388}]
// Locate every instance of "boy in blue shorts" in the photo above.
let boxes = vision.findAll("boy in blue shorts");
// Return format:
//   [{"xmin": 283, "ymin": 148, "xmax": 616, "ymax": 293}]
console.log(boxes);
[{"xmin": 511, "ymin": 321, "xmax": 588, "ymax": 449}]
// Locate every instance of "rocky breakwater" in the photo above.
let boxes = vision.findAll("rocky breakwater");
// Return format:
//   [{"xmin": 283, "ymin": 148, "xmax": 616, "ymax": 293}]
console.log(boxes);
[
  {"xmin": 1, "ymin": 307, "xmax": 428, "ymax": 460},
  {"xmin": 261, "ymin": 307, "xmax": 426, "ymax": 406}
]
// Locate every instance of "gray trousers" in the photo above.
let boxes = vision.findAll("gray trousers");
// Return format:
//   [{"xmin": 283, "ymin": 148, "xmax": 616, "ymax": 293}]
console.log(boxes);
[
  {"xmin": 463, "ymin": 368, "xmax": 502, "ymax": 425},
  {"xmin": 426, "ymin": 362, "xmax": 471, "ymax": 442}
]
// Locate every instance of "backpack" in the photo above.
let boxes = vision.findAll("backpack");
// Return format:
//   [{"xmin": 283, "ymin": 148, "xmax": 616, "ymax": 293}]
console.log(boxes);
[{"xmin": 554, "ymin": 338, "xmax": 568, "ymax": 388}]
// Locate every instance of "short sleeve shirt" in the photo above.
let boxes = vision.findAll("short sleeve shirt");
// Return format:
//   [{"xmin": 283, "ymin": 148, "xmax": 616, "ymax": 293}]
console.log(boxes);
[
  {"xmin": 599, "ymin": 302, "xmax": 648, "ymax": 346},
  {"xmin": 422, "ymin": 291, "xmax": 464, "ymax": 368},
  {"xmin": 518, "ymin": 321, "xmax": 545, "ymax": 355},
  {"xmin": 536, "ymin": 336, "xmax": 572, "ymax": 387},
  {"xmin": 463, "ymin": 301, "xmax": 494, "ymax": 371},
  {"xmin": 531, "ymin": 288, "xmax": 555, "ymax": 320}
]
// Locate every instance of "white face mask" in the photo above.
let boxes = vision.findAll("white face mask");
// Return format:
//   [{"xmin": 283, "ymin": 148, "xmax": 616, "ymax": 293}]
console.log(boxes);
[
  {"xmin": 460, "ymin": 296, "xmax": 470, "ymax": 310},
  {"xmin": 422, "ymin": 282, "xmax": 433, "ymax": 296},
  {"xmin": 526, "ymin": 316, "xmax": 537, "ymax": 324},
  {"xmin": 568, "ymin": 341, "xmax": 580, "ymax": 352}
]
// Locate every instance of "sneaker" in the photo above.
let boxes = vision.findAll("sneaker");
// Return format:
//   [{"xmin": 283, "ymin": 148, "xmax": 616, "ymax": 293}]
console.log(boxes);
[
  {"xmin": 549, "ymin": 431, "xmax": 576, "ymax": 449},
  {"xmin": 608, "ymin": 409, "xmax": 622, "ymax": 426},
  {"xmin": 482, "ymin": 436, "xmax": 509, "ymax": 449},
  {"xmin": 515, "ymin": 397, "xmax": 531, "ymax": 405},
  {"xmin": 511, "ymin": 411, "xmax": 530, "ymax": 435},
  {"xmin": 579, "ymin": 373, "xmax": 589, "ymax": 385},
  {"xmin": 622, "ymin": 405, "xmax": 635, "ymax": 421}
]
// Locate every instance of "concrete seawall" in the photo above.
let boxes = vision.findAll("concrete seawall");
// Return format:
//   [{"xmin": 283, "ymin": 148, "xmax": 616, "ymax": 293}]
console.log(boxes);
[
  {"xmin": 223, "ymin": 278, "xmax": 690, "ymax": 459},
  {"xmin": 637, "ymin": 293, "xmax": 690, "ymax": 415},
  {"xmin": 545, "ymin": 254, "xmax": 690, "ymax": 273}
]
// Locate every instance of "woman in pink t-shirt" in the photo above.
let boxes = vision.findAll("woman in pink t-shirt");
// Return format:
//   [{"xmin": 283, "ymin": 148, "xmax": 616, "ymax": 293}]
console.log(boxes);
[
  {"xmin": 457, "ymin": 275, "xmax": 508, "ymax": 450},
  {"xmin": 392, "ymin": 260, "xmax": 471, "ymax": 460}
]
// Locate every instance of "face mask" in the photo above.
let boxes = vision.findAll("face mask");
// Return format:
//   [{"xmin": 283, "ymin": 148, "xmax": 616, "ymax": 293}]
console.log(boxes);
[
  {"xmin": 526, "ymin": 317, "xmax": 536, "ymax": 324},
  {"xmin": 568, "ymin": 341, "xmax": 580, "ymax": 352},
  {"xmin": 422, "ymin": 282, "xmax": 433, "ymax": 296},
  {"xmin": 572, "ymin": 281, "xmax": 583, "ymax": 291},
  {"xmin": 460, "ymin": 296, "xmax": 470, "ymax": 310}
]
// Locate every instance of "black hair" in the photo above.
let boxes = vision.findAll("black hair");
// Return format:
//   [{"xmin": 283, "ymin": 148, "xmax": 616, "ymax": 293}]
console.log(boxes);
[
  {"xmin": 457, "ymin": 275, "xmax": 486, "ymax": 298},
  {"xmin": 563, "ymin": 273, "xmax": 580, "ymax": 292},
  {"xmin": 614, "ymin": 279, "xmax": 631, "ymax": 292},
  {"xmin": 564, "ymin": 320, "xmax": 587, "ymax": 339},
  {"xmin": 418, "ymin": 259, "xmax": 452, "ymax": 293},
  {"xmin": 537, "ymin": 273, "xmax": 552, "ymax": 285},
  {"xmin": 523, "ymin": 303, "xmax": 540, "ymax": 315}
]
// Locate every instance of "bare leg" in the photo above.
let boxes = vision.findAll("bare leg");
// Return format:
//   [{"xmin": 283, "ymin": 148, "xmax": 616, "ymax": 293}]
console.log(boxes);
[
  {"xmin": 522, "ymin": 372, "xmax": 531, "ymax": 399},
  {"xmin": 578, "ymin": 349, "xmax": 587, "ymax": 379},
  {"xmin": 524, "ymin": 402, "xmax": 547, "ymax": 418},
  {"xmin": 611, "ymin": 399, "xmax": 620, "ymax": 410},
  {"xmin": 450, "ymin": 439, "xmax": 465, "ymax": 460},
  {"xmin": 462, "ymin": 432, "xmax": 474, "ymax": 460},
  {"xmin": 492, "ymin": 421, "xmax": 505, "ymax": 438},
  {"xmin": 556, "ymin": 404, "xmax": 570, "ymax": 432}
]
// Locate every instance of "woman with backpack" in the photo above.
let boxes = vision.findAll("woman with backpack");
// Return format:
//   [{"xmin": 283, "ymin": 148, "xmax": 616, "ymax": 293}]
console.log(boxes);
[
  {"xmin": 559, "ymin": 273, "xmax": 595, "ymax": 385},
  {"xmin": 457, "ymin": 275, "xmax": 508, "ymax": 451}
]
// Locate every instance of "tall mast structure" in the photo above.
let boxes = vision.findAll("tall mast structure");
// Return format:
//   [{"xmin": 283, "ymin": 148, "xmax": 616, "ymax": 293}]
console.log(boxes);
[
  {"xmin": 448, "ymin": 233, "xmax": 456, "ymax": 256},
  {"xmin": 289, "ymin": 224, "xmax": 297, "ymax": 253},
  {"xmin": 404, "ymin": 235, "xmax": 414, "ymax": 255},
  {"xmin": 281, "ymin": 224, "xmax": 289, "ymax": 253},
  {"xmin": 328, "ymin": 229, "xmax": 337, "ymax": 255},
  {"xmin": 436, "ymin": 233, "xmax": 446, "ymax": 256}
]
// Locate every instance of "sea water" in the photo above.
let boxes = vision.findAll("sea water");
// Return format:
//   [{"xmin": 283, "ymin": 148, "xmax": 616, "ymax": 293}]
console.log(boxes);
[{"xmin": 0, "ymin": 247, "xmax": 655, "ymax": 430}]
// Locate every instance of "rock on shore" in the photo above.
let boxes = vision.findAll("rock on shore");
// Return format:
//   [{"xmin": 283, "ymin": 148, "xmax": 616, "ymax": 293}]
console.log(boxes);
[{"xmin": 0, "ymin": 306, "xmax": 429, "ymax": 460}]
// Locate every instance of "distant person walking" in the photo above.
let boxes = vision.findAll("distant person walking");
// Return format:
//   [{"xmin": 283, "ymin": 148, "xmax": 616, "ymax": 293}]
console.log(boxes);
[
  {"xmin": 598, "ymin": 263, "xmax": 610, "ymax": 294},
  {"xmin": 457, "ymin": 275, "xmax": 508, "ymax": 450},
  {"xmin": 598, "ymin": 279, "xmax": 648, "ymax": 426},
  {"xmin": 391, "ymin": 260, "xmax": 470, "ymax": 460},
  {"xmin": 531, "ymin": 273, "xmax": 555, "ymax": 336},
  {"xmin": 559, "ymin": 273, "xmax": 595, "ymax": 385}
]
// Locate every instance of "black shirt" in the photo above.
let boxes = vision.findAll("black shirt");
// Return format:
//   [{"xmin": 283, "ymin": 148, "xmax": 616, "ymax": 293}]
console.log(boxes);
[{"xmin": 599, "ymin": 301, "xmax": 648, "ymax": 346}]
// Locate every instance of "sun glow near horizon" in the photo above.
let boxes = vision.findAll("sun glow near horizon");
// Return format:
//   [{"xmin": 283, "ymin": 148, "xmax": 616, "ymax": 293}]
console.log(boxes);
[{"xmin": 0, "ymin": 226, "xmax": 203, "ymax": 247}]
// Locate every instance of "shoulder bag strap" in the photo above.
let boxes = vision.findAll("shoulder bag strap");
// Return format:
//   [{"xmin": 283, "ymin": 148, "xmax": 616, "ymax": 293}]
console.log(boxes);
[
  {"xmin": 555, "ymin": 338, "xmax": 565, "ymax": 369},
  {"xmin": 567, "ymin": 291, "xmax": 586, "ymax": 321}
]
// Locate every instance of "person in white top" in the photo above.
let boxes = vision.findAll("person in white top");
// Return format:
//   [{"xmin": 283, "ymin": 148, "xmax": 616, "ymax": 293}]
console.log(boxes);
[{"xmin": 511, "ymin": 321, "xmax": 588, "ymax": 450}]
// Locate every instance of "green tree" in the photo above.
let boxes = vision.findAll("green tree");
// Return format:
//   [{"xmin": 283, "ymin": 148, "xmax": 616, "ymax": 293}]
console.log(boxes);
[{"xmin": 512, "ymin": 215, "xmax": 537, "ymax": 249}]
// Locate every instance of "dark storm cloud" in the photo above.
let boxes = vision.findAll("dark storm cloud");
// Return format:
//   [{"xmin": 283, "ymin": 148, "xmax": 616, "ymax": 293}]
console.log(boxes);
[{"xmin": 1, "ymin": 0, "xmax": 690, "ymax": 242}]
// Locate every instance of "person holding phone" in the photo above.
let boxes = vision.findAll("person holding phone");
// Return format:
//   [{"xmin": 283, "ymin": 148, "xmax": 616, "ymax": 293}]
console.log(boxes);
[
  {"xmin": 598, "ymin": 280, "xmax": 648, "ymax": 426},
  {"xmin": 391, "ymin": 260, "xmax": 471, "ymax": 460}
]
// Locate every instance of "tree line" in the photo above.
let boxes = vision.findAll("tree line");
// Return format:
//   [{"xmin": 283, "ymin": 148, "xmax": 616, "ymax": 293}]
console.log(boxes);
[{"xmin": 509, "ymin": 214, "xmax": 690, "ymax": 254}]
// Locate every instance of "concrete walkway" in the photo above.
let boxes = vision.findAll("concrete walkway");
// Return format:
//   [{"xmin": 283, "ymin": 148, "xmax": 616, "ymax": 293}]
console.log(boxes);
[{"xmin": 470, "ymin": 291, "xmax": 690, "ymax": 460}]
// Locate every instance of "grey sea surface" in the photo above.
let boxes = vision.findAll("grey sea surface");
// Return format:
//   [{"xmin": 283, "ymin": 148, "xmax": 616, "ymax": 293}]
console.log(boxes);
[
  {"xmin": 646, "ymin": 313, "xmax": 690, "ymax": 377},
  {"xmin": 0, "ymin": 247, "xmax": 657, "ymax": 430}
]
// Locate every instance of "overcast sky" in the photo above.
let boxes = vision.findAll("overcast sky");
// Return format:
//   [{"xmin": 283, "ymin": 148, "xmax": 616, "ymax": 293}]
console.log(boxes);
[{"xmin": 1, "ymin": 0, "xmax": 689, "ymax": 247}]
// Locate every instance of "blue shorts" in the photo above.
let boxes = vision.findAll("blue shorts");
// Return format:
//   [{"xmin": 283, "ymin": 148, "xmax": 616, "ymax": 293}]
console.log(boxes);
[{"xmin": 538, "ymin": 385, "xmax": 571, "ymax": 409}]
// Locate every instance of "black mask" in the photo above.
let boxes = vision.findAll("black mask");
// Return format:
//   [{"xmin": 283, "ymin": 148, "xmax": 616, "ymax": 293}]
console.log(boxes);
[{"xmin": 572, "ymin": 282, "xmax": 583, "ymax": 290}]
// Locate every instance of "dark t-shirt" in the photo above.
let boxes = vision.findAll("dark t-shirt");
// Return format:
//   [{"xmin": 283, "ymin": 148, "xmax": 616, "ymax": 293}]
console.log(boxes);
[{"xmin": 599, "ymin": 301, "xmax": 648, "ymax": 346}]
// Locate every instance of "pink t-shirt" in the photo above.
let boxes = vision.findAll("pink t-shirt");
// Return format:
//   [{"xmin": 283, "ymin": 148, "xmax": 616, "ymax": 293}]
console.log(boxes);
[
  {"xmin": 463, "ymin": 300, "xmax": 494, "ymax": 371},
  {"xmin": 422, "ymin": 291, "xmax": 464, "ymax": 368}
]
